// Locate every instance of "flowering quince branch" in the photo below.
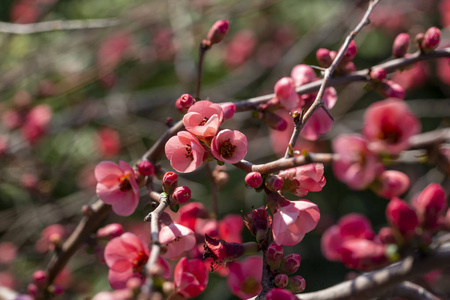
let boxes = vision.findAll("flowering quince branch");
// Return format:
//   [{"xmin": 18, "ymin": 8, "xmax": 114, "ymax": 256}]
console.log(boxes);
[
  {"xmin": 284, "ymin": 0, "xmax": 380, "ymax": 158},
  {"xmin": 384, "ymin": 281, "xmax": 440, "ymax": 300}
]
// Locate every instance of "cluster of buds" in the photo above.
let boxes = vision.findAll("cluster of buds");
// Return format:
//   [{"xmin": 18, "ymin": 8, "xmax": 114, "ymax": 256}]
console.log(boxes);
[
  {"xmin": 266, "ymin": 243, "xmax": 306, "ymax": 293},
  {"xmin": 392, "ymin": 27, "xmax": 440, "ymax": 57},
  {"xmin": 162, "ymin": 172, "xmax": 191, "ymax": 206},
  {"xmin": 28, "ymin": 270, "xmax": 63, "ymax": 300},
  {"xmin": 316, "ymin": 40, "xmax": 357, "ymax": 75},
  {"xmin": 367, "ymin": 65, "xmax": 405, "ymax": 99}
]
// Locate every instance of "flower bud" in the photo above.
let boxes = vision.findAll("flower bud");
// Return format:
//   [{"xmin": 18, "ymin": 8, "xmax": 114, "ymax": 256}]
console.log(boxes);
[
  {"xmin": 172, "ymin": 186, "xmax": 191, "ymax": 205},
  {"xmin": 393, "ymin": 33, "xmax": 410, "ymax": 58},
  {"xmin": 372, "ymin": 170, "xmax": 410, "ymax": 199},
  {"xmin": 97, "ymin": 223, "xmax": 124, "ymax": 240},
  {"xmin": 370, "ymin": 68, "xmax": 387, "ymax": 81},
  {"xmin": 203, "ymin": 234, "xmax": 259, "ymax": 264},
  {"xmin": 340, "ymin": 61, "xmax": 356, "ymax": 75},
  {"xmin": 280, "ymin": 253, "xmax": 301, "ymax": 274},
  {"xmin": 244, "ymin": 206, "xmax": 272, "ymax": 242},
  {"xmin": 162, "ymin": 172, "xmax": 178, "ymax": 195},
  {"xmin": 32, "ymin": 270, "xmax": 47, "ymax": 288},
  {"xmin": 342, "ymin": 40, "xmax": 357, "ymax": 63},
  {"xmin": 415, "ymin": 33, "xmax": 425, "ymax": 50},
  {"xmin": 377, "ymin": 227, "xmax": 396, "ymax": 244},
  {"xmin": 266, "ymin": 288, "xmax": 297, "ymax": 300},
  {"xmin": 386, "ymin": 197, "xmax": 418, "ymax": 238},
  {"xmin": 274, "ymin": 273, "xmax": 289, "ymax": 288},
  {"xmin": 266, "ymin": 242, "xmax": 284, "ymax": 270},
  {"xmin": 221, "ymin": 102, "xmax": 236, "ymax": 121},
  {"xmin": 376, "ymin": 80, "xmax": 405, "ymax": 99},
  {"xmin": 275, "ymin": 77, "xmax": 298, "ymax": 110},
  {"xmin": 245, "ymin": 172, "xmax": 262, "ymax": 188},
  {"xmin": 207, "ymin": 20, "xmax": 230, "ymax": 45},
  {"xmin": 265, "ymin": 174, "xmax": 283, "ymax": 192},
  {"xmin": 137, "ymin": 160, "xmax": 155, "ymax": 176},
  {"xmin": 288, "ymin": 275, "xmax": 306, "ymax": 293},
  {"xmin": 316, "ymin": 48, "xmax": 332, "ymax": 67},
  {"xmin": 341, "ymin": 239, "xmax": 389, "ymax": 271},
  {"xmin": 422, "ymin": 27, "xmax": 440, "ymax": 52},
  {"xmin": 414, "ymin": 183, "xmax": 447, "ymax": 230},
  {"xmin": 175, "ymin": 94, "xmax": 195, "ymax": 114}
]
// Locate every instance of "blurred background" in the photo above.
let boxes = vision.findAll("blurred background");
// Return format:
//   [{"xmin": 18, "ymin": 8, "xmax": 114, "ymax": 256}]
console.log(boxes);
[{"xmin": 0, "ymin": 0, "xmax": 449, "ymax": 299}]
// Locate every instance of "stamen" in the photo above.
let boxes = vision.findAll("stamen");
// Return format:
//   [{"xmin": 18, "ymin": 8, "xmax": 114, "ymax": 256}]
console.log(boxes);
[
  {"xmin": 185, "ymin": 144, "xmax": 194, "ymax": 160},
  {"xmin": 219, "ymin": 139, "xmax": 236, "ymax": 159},
  {"xmin": 199, "ymin": 117, "xmax": 209, "ymax": 126},
  {"xmin": 119, "ymin": 175, "xmax": 132, "ymax": 191}
]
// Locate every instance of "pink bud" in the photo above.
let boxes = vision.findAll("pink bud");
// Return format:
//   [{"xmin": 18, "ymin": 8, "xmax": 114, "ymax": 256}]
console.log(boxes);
[
  {"xmin": 386, "ymin": 197, "xmax": 418, "ymax": 238},
  {"xmin": 372, "ymin": 170, "xmax": 410, "ymax": 199},
  {"xmin": 245, "ymin": 172, "xmax": 263, "ymax": 188},
  {"xmin": 260, "ymin": 111, "xmax": 288, "ymax": 131},
  {"xmin": 244, "ymin": 207, "xmax": 272, "ymax": 242},
  {"xmin": 97, "ymin": 223, "xmax": 124, "ymax": 240},
  {"xmin": 370, "ymin": 68, "xmax": 387, "ymax": 81},
  {"xmin": 341, "ymin": 239, "xmax": 389, "ymax": 271},
  {"xmin": 137, "ymin": 160, "xmax": 154, "ymax": 176},
  {"xmin": 266, "ymin": 288, "xmax": 297, "ymax": 300},
  {"xmin": 172, "ymin": 186, "xmax": 191, "ymax": 205},
  {"xmin": 32, "ymin": 270, "xmax": 47, "ymax": 287},
  {"xmin": 377, "ymin": 227, "xmax": 396, "ymax": 244},
  {"xmin": 207, "ymin": 20, "xmax": 230, "ymax": 45},
  {"xmin": 289, "ymin": 275, "xmax": 306, "ymax": 293},
  {"xmin": 162, "ymin": 172, "xmax": 178, "ymax": 194},
  {"xmin": 265, "ymin": 175, "xmax": 283, "ymax": 192},
  {"xmin": 280, "ymin": 253, "xmax": 301, "ymax": 274},
  {"xmin": 316, "ymin": 48, "xmax": 332, "ymax": 67},
  {"xmin": 175, "ymin": 94, "xmax": 195, "ymax": 114},
  {"xmin": 377, "ymin": 80, "xmax": 405, "ymax": 99},
  {"xmin": 274, "ymin": 273, "xmax": 289, "ymax": 288},
  {"xmin": 266, "ymin": 243, "xmax": 284, "ymax": 269},
  {"xmin": 393, "ymin": 33, "xmax": 410, "ymax": 57},
  {"xmin": 274, "ymin": 77, "xmax": 298, "ymax": 110},
  {"xmin": 340, "ymin": 61, "xmax": 356, "ymax": 75},
  {"xmin": 342, "ymin": 40, "xmax": 357, "ymax": 62},
  {"xmin": 28, "ymin": 283, "xmax": 38, "ymax": 297},
  {"xmin": 414, "ymin": 183, "xmax": 447, "ymax": 229},
  {"xmin": 221, "ymin": 102, "xmax": 236, "ymax": 120},
  {"xmin": 415, "ymin": 33, "xmax": 425, "ymax": 50},
  {"xmin": 422, "ymin": 27, "xmax": 441, "ymax": 51}
]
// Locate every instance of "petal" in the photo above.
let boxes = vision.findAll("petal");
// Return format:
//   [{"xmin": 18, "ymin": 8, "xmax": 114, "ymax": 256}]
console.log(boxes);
[{"xmin": 95, "ymin": 161, "xmax": 123, "ymax": 182}]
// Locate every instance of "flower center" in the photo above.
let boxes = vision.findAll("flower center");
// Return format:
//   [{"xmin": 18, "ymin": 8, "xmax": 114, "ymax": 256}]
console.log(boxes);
[
  {"xmin": 379, "ymin": 123, "xmax": 401, "ymax": 144},
  {"xmin": 241, "ymin": 277, "xmax": 259, "ymax": 294},
  {"xmin": 132, "ymin": 251, "xmax": 148, "ymax": 273},
  {"xmin": 119, "ymin": 174, "xmax": 132, "ymax": 191},
  {"xmin": 199, "ymin": 117, "xmax": 209, "ymax": 126},
  {"xmin": 185, "ymin": 144, "xmax": 194, "ymax": 160},
  {"xmin": 219, "ymin": 139, "xmax": 236, "ymax": 159}
]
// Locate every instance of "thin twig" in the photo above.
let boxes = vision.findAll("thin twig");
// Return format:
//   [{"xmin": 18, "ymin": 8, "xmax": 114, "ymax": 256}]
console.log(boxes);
[
  {"xmin": 196, "ymin": 44, "xmax": 208, "ymax": 98},
  {"xmin": 0, "ymin": 19, "xmax": 120, "ymax": 35},
  {"xmin": 205, "ymin": 163, "xmax": 219, "ymax": 218},
  {"xmin": 283, "ymin": 0, "xmax": 380, "ymax": 158}
]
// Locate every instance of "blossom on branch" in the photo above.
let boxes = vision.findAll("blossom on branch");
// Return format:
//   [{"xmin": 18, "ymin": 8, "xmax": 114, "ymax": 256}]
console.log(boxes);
[
  {"xmin": 159, "ymin": 223, "xmax": 196, "ymax": 258},
  {"xmin": 165, "ymin": 131, "xmax": 206, "ymax": 173},
  {"xmin": 173, "ymin": 257, "xmax": 208, "ymax": 298},
  {"xmin": 183, "ymin": 100, "xmax": 223, "ymax": 140},
  {"xmin": 227, "ymin": 256, "xmax": 263, "ymax": 299},
  {"xmin": 279, "ymin": 163, "xmax": 326, "ymax": 197},
  {"xmin": 211, "ymin": 129, "xmax": 248, "ymax": 164}
]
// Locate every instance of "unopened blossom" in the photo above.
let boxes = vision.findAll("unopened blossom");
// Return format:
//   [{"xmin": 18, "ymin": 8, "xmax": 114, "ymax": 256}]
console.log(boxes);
[
  {"xmin": 162, "ymin": 172, "xmax": 178, "ymax": 194},
  {"xmin": 372, "ymin": 170, "xmax": 410, "ymax": 199},
  {"xmin": 173, "ymin": 257, "xmax": 208, "ymax": 298},
  {"xmin": 265, "ymin": 174, "xmax": 284, "ymax": 192},
  {"xmin": 183, "ymin": 100, "xmax": 223, "ymax": 140},
  {"xmin": 376, "ymin": 80, "xmax": 405, "ymax": 99},
  {"xmin": 290, "ymin": 64, "xmax": 316, "ymax": 86},
  {"xmin": 171, "ymin": 186, "xmax": 191, "ymax": 205},
  {"xmin": 159, "ymin": 223, "xmax": 196, "ymax": 258},
  {"xmin": 377, "ymin": 227, "xmax": 396, "ymax": 244},
  {"xmin": 342, "ymin": 40, "xmax": 357, "ymax": 63},
  {"xmin": 279, "ymin": 163, "xmax": 326, "ymax": 197},
  {"xmin": 393, "ymin": 33, "xmax": 410, "ymax": 57},
  {"xmin": 280, "ymin": 253, "xmax": 301, "ymax": 274},
  {"xmin": 386, "ymin": 197, "xmax": 418, "ymax": 238},
  {"xmin": 341, "ymin": 239, "xmax": 389, "ymax": 271},
  {"xmin": 274, "ymin": 273, "xmax": 289, "ymax": 288},
  {"xmin": 270, "ymin": 193, "xmax": 320, "ymax": 246},
  {"xmin": 104, "ymin": 233, "xmax": 150, "ymax": 289},
  {"xmin": 274, "ymin": 77, "xmax": 301, "ymax": 110},
  {"xmin": 316, "ymin": 48, "xmax": 332, "ymax": 67},
  {"xmin": 422, "ymin": 27, "xmax": 440, "ymax": 51},
  {"xmin": 266, "ymin": 243, "xmax": 284, "ymax": 270},
  {"xmin": 95, "ymin": 161, "xmax": 140, "ymax": 216},
  {"xmin": 245, "ymin": 172, "xmax": 263, "ymax": 188},
  {"xmin": 370, "ymin": 68, "xmax": 387, "ymax": 81},
  {"xmin": 227, "ymin": 256, "xmax": 263, "ymax": 299},
  {"xmin": 363, "ymin": 99, "xmax": 420, "ymax": 155},
  {"xmin": 165, "ymin": 131, "xmax": 206, "ymax": 173},
  {"xmin": 207, "ymin": 20, "xmax": 230, "ymax": 45},
  {"xmin": 211, "ymin": 129, "xmax": 248, "ymax": 164},
  {"xmin": 332, "ymin": 134, "xmax": 382, "ymax": 190},
  {"xmin": 221, "ymin": 102, "xmax": 236, "ymax": 120},
  {"xmin": 414, "ymin": 183, "xmax": 447, "ymax": 230},
  {"xmin": 266, "ymin": 288, "xmax": 297, "ymax": 300},
  {"xmin": 97, "ymin": 223, "xmax": 124, "ymax": 240},
  {"xmin": 175, "ymin": 94, "xmax": 195, "ymax": 114},
  {"xmin": 137, "ymin": 160, "xmax": 154, "ymax": 176},
  {"xmin": 289, "ymin": 275, "xmax": 306, "ymax": 293}
]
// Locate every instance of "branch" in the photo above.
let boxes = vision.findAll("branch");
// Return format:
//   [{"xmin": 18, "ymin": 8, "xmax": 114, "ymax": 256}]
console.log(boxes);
[
  {"xmin": 295, "ymin": 244, "xmax": 450, "ymax": 300},
  {"xmin": 382, "ymin": 281, "xmax": 441, "ymax": 300},
  {"xmin": 0, "ymin": 19, "xmax": 120, "ymax": 35},
  {"xmin": 283, "ymin": 0, "xmax": 380, "ymax": 158}
]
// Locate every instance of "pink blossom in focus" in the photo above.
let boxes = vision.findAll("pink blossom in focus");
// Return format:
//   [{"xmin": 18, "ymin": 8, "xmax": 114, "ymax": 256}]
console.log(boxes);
[
  {"xmin": 104, "ymin": 233, "xmax": 149, "ymax": 289},
  {"xmin": 175, "ymin": 94, "xmax": 195, "ymax": 114},
  {"xmin": 372, "ymin": 170, "xmax": 410, "ymax": 199},
  {"xmin": 95, "ymin": 161, "xmax": 140, "ymax": 216},
  {"xmin": 221, "ymin": 102, "xmax": 236, "ymax": 121},
  {"xmin": 171, "ymin": 186, "xmax": 191, "ymax": 205},
  {"xmin": 245, "ymin": 172, "xmax": 263, "ymax": 188},
  {"xmin": 290, "ymin": 64, "xmax": 317, "ymax": 86},
  {"xmin": 165, "ymin": 131, "xmax": 206, "ymax": 173},
  {"xmin": 414, "ymin": 183, "xmax": 447, "ymax": 230},
  {"xmin": 183, "ymin": 100, "xmax": 223, "ymax": 140},
  {"xmin": 272, "ymin": 199, "xmax": 320, "ymax": 246},
  {"xmin": 159, "ymin": 223, "xmax": 196, "ymax": 258},
  {"xmin": 173, "ymin": 257, "xmax": 208, "ymax": 298},
  {"xmin": 279, "ymin": 163, "xmax": 326, "ymax": 197},
  {"xmin": 332, "ymin": 134, "xmax": 382, "ymax": 190},
  {"xmin": 97, "ymin": 128, "xmax": 121, "ymax": 158},
  {"xmin": 341, "ymin": 239, "xmax": 389, "ymax": 271},
  {"xmin": 363, "ymin": 99, "xmax": 420, "ymax": 155},
  {"xmin": 274, "ymin": 77, "xmax": 300, "ymax": 110},
  {"xmin": 316, "ymin": 48, "xmax": 332, "ymax": 67},
  {"xmin": 227, "ymin": 256, "xmax": 262, "ymax": 299},
  {"xmin": 211, "ymin": 129, "xmax": 248, "ymax": 164}
]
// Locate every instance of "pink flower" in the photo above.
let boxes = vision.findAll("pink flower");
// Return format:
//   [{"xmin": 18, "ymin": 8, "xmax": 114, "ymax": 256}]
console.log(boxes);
[
  {"xmin": 321, "ymin": 213, "xmax": 374, "ymax": 261},
  {"xmin": 386, "ymin": 197, "xmax": 418, "ymax": 238},
  {"xmin": 341, "ymin": 239, "xmax": 389, "ymax": 271},
  {"xmin": 290, "ymin": 64, "xmax": 316, "ymax": 86},
  {"xmin": 174, "ymin": 257, "xmax": 208, "ymax": 298},
  {"xmin": 165, "ymin": 131, "xmax": 206, "ymax": 173},
  {"xmin": 376, "ymin": 80, "xmax": 405, "ymax": 99},
  {"xmin": 372, "ymin": 170, "xmax": 409, "ymax": 199},
  {"xmin": 104, "ymin": 233, "xmax": 149, "ymax": 289},
  {"xmin": 274, "ymin": 77, "xmax": 300, "ymax": 110},
  {"xmin": 0, "ymin": 242, "xmax": 17, "ymax": 264},
  {"xmin": 21, "ymin": 104, "xmax": 52, "ymax": 144},
  {"xmin": 211, "ymin": 129, "xmax": 248, "ymax": 164},
  {"xmin": 95, "ymin": 161, "xmax": 140, "ymax": 216},
  {"xmin": 159, "ymin": 223, "xmax": 196, "ymax": 259},
  {"xmin": 227, "ymin": 256, "xmax": 263, "ymax": 299},
  {"xmin": 279, "ymin": 163, "xmax": 326, "ymax": 197},
  {"xmin": 183, "ymin": 100, "xmax": 223, "ymax": 140},
  {"xmin": 272, "ymin": 198, "xmax": 320, "ymax": 246},
  {"xmin": 266, "ymin": 288, "xmax": 297, "ymax": 300},
  {"xmin": 363, "ymin": 99, "xmax": 420, "ymax": 155},
  {"xmin": 332, "ymin": 134, "xmax": 382, "ymax": 190},
  {"xmin": 414, "ymin": 183, "xmax": 447, "ymax": 230}
]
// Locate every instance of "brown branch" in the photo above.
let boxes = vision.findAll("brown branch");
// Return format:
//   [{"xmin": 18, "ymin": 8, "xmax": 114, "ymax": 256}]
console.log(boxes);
[
  {"xmin": 381, "ymin": 281, "xmax": 441, "ymax": 300},
  {"xmin": 0, "ymin": 19, "xmax": 120, "ymax": 35},
  {"xmin": 295, "ymin": 245, "xmax": 450, "ymax": 300},
  {"xmin": 283, "ymin": 0, "xmax": 380, "ymax": 158}
]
